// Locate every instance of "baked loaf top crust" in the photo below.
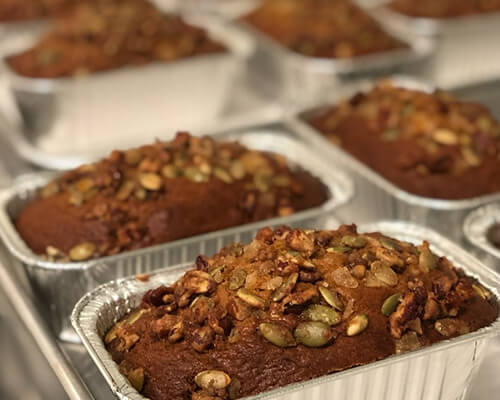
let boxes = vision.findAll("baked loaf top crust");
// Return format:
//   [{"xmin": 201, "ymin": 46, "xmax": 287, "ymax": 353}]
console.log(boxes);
[
  {"xmin": 390, "ymin": 0, "xmax": 500, "ymax": 18},
  {"xmin": 15, "ymin": 132, "xmax": 328, "ymax": 261},
  {"xmin": 308, "ymin": 81, "xmax": 500, "ymax": 199},
  {"xmin": 105, "ymin": 225, "xmax": 498, "ymax": 400},
  {"xmin": 0, "ymin": 0, "xmax": 70, "ymax": 21},
  {"xmin": 243, "ymin": 0, "xmax": 405, "ymax": 59},
  {"xmin": 7, "ymin": 0, "xmax": 225, "ymax": 78}
]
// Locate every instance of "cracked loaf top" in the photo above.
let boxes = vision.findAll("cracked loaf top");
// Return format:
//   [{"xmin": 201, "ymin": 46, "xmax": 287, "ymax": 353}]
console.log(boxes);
[
  {"xmin": 15, "ymin": 132, "xmax": 328, "ymax": 261},
  {"xmin": 308, "ymin": 80, "xmax": 500, "ymax": 199},
  {"xmin": 105, "ymin": 225, "xmax": 498, "ymax": 400}
]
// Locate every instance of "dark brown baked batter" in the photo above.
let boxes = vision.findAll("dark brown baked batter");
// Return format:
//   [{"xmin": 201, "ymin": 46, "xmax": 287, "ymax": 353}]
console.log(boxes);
[
  {"xmin": 105, "ymin": 225, "xmax": 499, "ymax": 399},
  {"xmin": 16, "ymin": 133, "xmax": 328, "ymax": 261},
  {"xmin": 7, "ymin": 0, "xmax": 225, "ymax": 78},
  {"xmin": 243, "ymin": 0, "xmax": 405, "ymax": 59},
  {"xmin": 308, "ymin": 81, "xmax": 500, "ymax": 199}
]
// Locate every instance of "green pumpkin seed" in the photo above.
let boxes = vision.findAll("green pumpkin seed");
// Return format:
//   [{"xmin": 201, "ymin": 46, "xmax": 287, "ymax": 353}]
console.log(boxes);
[
  {"xmin": 124, "ymin": 149, "xmax": 143, "ymax": 165},
  {"xmin": 341, "ymin": 235, "xmax": 367, "ymax": 248},
  {"xmin": 229, "ymin": 269, "xmax": 247, "ymax": 290},
  {"xmin": 472, "ymin": 284, "xmax": 491, "ymax": 300},
  {"xmin": 418, "ymin": 244, "xmax": 437, "ymax": 272},
  {"xmin": 371, "ymin": 261, "xmax": 398, "ymax": 286},
  {"xmin": 259, "ymin": 323, "xmax": 296, "ymax": 347},
  {"xmin": 161, "ymin": 164, "xmax": 180, "ymax": 179},
  {"xmin": 126, "ymin": 309, "xmax": 148, "ymax": 325},
  {"xmin": 294, "ymin": 321, "xmax": 335, "ymax": 347},
  {"xmin": 116, "ymin": 180, "xmax": 135, "ymax": 201},
  {"xmin": 184, "ymin": 166, "xmax": 208, "ymax": 183},
  {"xmin": 194, "ymin": 370, "xmax": 231, "ymax": 390},
  {"xmin": 347, "ymin": 314, "xmax": 369, "ymax": 336},
  {"xmin": 237, "ymin": 288, "xmax": 266, "ymax": 309},
  {"xmin": 229, "ymin": 160, "xmax": 246, "ymax": 180},
  {"xmin": 128, "ymin": 368, "xmax": 144, "ymax": 392},
  {"xmin": 395, "ymin": 332, "xmax": 421, "ymax": 354},
  {"xmin": 209, "ymin": 265, "xmax": 225, "ymax": 283},
  {"xmin": 318, "ymin": 286, "xmax": 344, "ymax": 311},
  {"xmin": 139, "ymin": 173, "xmax": 162, "ymax": 191},
  {"xmin": 379, "ymin": 236, "xmax": 402, "ymax": 251},
  {"xmin": 301, "ymin": 304, "xmax": 341, "ymax": 326},
  {"xmin": 69, "ymin": 242, "xmax": 96, "ymax": 261},
  {"xmin": 326, "ymin": 246, "xmax": 351, "ymax": 254},
  {"xmin": 271, "ymin": 272, "xmax": 298, "ymax": 302},
  {"xmin": 214, "ymin": 167, "xmax": 234, "ymax": 184},
  {"xmin": 381, "ymin": 293, "xmax": 401, "ymax": 316}
]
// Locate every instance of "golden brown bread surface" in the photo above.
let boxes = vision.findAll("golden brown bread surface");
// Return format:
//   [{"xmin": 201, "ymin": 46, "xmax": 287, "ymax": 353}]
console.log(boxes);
[
  {"xmin": 105, "ymin": 225, "xmax": 499, "ymax": 399},
  {"xmin": 15, "ymin": 133, "xmax": 328, "ymax": 261},
  {"xmin": 308, "ymin": 81, "xmax": 500, "ymax": 200},
  {"xmin": 243, "ymin": 0, "xmax": 405, "ymax": 59},
  {"xmin": 7, "ymin": 0, "xmax": 225, "ymax": 78}
]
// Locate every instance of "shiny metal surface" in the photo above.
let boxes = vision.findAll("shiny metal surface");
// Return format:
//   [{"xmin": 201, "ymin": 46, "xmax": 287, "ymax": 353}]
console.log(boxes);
[{"xmin": 71, "ymin": 221, "xmax": 500, "ymax": 400}]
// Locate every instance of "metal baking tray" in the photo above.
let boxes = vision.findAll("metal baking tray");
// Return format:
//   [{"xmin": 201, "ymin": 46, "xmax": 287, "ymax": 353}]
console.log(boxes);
[
  {"xmin": 2, "ymin": 15, "xmax": 254, "ymax": 158},
  {"xmin": 289, "ymin": 75, "xmax": 500, "ymax": 243},
  {"xmin": 371, "ymin": 3, "xmax": 500, "ymax": 88},
  {"xmin": 71, "ymin": 220, "xmax": 500, "ymax": 400},
  {"xmin": 0, "ymin": 19, "xmax": 49, "ymax": 59},
  {"xmin": 234, "ymin": 17, "xmax": 435, "ymax": 107},
  {"xmin": 0, "ymin": 125, "xmax": 353, "ymax": 342},
  {"xmin": 463, "ymin": 203, "xmax": 500, "ymax": 272}
]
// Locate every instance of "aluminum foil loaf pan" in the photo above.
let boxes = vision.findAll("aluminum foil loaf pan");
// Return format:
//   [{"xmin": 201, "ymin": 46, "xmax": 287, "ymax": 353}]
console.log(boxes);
[
  {"xmin": 290, "ymin": 75, "xmax": 500, "ymax": 243},
  {"xmin": 0, "ymin": 126, "xmax": 353, "ymax": 342},
  {"xmin": 71, "ymin": 221, "xmax": 500, "ymax": 400},
  {"xmin": 234, "ymin": 18, "xmax": 434, "ymax": 108},
  {"xmin": 3, "ymin": 15, "xmax": 254, "ymax": 143},
  {"xmin": 463, "ymin": 203, "xmax": 500, "ymax": 272}
]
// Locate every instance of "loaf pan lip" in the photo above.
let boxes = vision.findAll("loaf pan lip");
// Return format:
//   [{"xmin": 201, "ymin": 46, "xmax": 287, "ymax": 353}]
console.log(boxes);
[
  {"xmin": 233, "ymin": 14, "xmax": 435, "ymax": 75},
  {"xmin": 70, "ymin": 220, "xmax": 500, "ymax": 400},
  {"xmin": 463, "ymin": 202, "xmax": 500, "ymax": 261},
  {"xmin": 0, "ymin": 127, "xmax": 353, "ymax": 271},
  {"xmin": 371, "ymin": 2, "xmax": 500, "ymax": 37},
  {"xmin": 290, "ymin": 74, "xmax": 500, "ymax": 211}
]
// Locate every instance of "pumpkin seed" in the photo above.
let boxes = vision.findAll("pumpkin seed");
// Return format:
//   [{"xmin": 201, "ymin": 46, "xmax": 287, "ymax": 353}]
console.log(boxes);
[
  {"xmin": 395, "ymin": 332, "xmax": 421, "ymax": 354},
  {"xmin": 379, "ymin": 236, "xmax": 402, "ymax": 251},
  {"xmin": 332, "ymin": 266, "xmax": 359, "ymax": 288},
  {"xmin": 229, "ymin": 160, "xmax": 246, "ymax": 180},
  {"xmin": 139, "ymin": 173, "xmax": 162, "ymax": 191},
  {"xmin": 301, "ymin": 304, "xmax": 341, "ymax": 326},
  {"xmin": 134, "ymin": 188, "xmax": 147, "ymax": 200},
  {"xmin": 259, "ymin": 323, "xmax": 296, "ymax": 347},
  {"xmin": 214, "ymin": 167, "xmax": 234, "ymax": 184},
  {"xmin": 254, "ymin": 172, "xmax": 272, "ymax": 192},
  {"xmin": 371, "ymin": 261, "xmax": 398, "ymax": 286},
  {"xmin": 294, "ymin": 321, "xmax": 334, "ymax": 347},
  {"xmin": 341, "ymin": 235, "xmax": 367, "ymax": 248},
  {"xmin": 472, "ymin": 284, "xmax": 491, "ymax": 300},
  {"xmin": 104, "ymin": 322, "xmax": 123, "ymax": 344},
  {"xmin": 318, "ymin": 286, "xmax": 344, "ymax": 311},
  {"xmin": 273, "ymin": 175, "xmax": 291, "ymax": 187},
  {"xmin": 40, "ymin": 181, "xmax": 60, "ymax": 198},
  {"xmin": 432, "ymin": 129, "xmax": 458, "ymax": 145},
  {"xmin": 434, "ymin": 318, "xmax": 469, "ymax": 337},
  {"xmin": 69, "ymin": 242, "xmax": 96, "ymax": 261},
  {"xmin": 236, "ymin": 288, "xmax": 266, "ymax": 309},
  {"xmin": 124, "ymin": 149, "xmax": 143, "ymax": 165},
  {"xmin": 272, "ymin": 272, "xmax": 298, "ymax": 302},
  {"xmin": 347, "ymin": 314, "xmax": 369, "ymax": 336},
  {"xmin": 194, "ymin": 370, "xmax": 231, "ymax": 390},
  {"xmin": 126, "ymin": 309, "xmax": 148, "ymax": 325},
  {"xmin": 209, "ymin": 265, "xmax": 225, "ymax": 283},
  {"xmin": 418, "ymin": 244, "xmax": 437, "ymax": 272},
  {"xmin": 461, "ymin": 146, "xmax": 481, "ymax": 167},
  {"xmin": 381, "ymin": 293, "xmax": 401, "ymax": 316},
  {"xmin": 74, "ymin": 178, "xmax": 95, "ymax": 193},
  {"xmin": 184, "ymin": 166, "xmax": 208, "ymax": 183},
  {"xmin": 128, "ymin": 368, "xmax": 144, "ymax": 392},
  {"xmin": 326, "ymin": 246, "xmax": 351, "ymax": 254},
  {"xmin": 364, "ymin": 271, "xmax": 385, "ymax": 288},
  {"xmin": 161, "ymin": 164, "xmax": 180, "ymax": 179},
  {"xmin": 229, "ymin": 269, "xmax": 247, "ymax": 290},
  {"xmin": 69, "ymin": 190, "xmax": 84, "ymax": 206},
  {"xmin": 116, "ymin": 180, "xmax": 135, "ymax": 201}
]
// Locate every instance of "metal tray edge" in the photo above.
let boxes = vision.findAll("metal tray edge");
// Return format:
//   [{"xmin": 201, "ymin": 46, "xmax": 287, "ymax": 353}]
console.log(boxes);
[{"xmin": 463, "ymin": 203, "xmax": 500, "ymax": 262}]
